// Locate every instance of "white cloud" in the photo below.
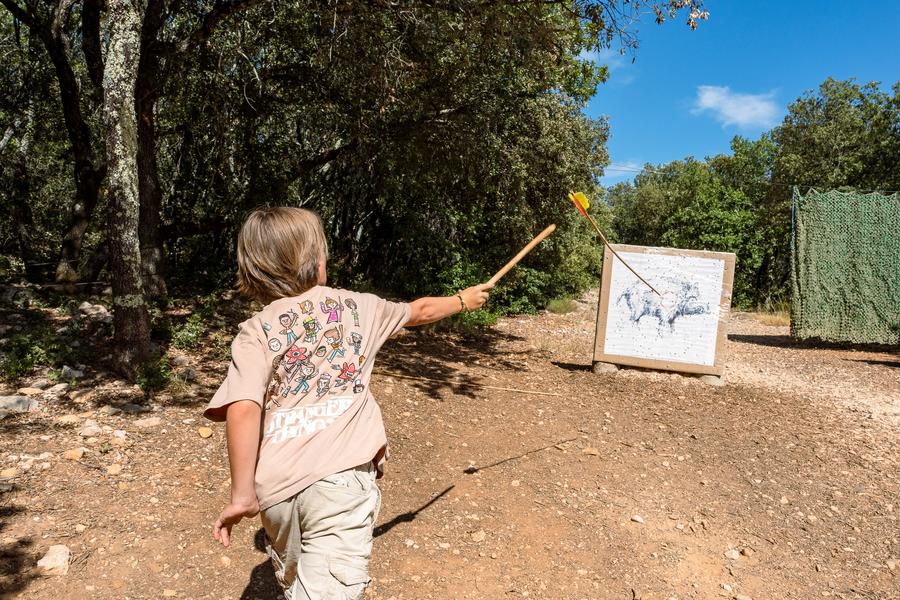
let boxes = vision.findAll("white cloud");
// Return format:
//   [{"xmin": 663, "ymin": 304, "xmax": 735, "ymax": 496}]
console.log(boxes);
[
  {"xmin": 601, "ymin": 160, "xmax": 644, "ymax": 186},
  {"xmin": 605, "ymin": 161, "xmax": 642, "ymax": 173},
  {"xmin": 691, "ymin": 85, "xmax": 779, "ymax": 129}
]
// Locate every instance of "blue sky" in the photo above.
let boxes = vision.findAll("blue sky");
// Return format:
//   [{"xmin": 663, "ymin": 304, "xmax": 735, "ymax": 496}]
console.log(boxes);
[{"xmin": 583, "ymin": 1, "xmax": 900, "ymax": 186}]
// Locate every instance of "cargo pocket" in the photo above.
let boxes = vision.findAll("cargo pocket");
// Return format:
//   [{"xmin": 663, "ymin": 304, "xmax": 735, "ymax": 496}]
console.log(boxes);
[{"xmin": 326, "ymin": 557, "xmax": 370, "ymax": 600}]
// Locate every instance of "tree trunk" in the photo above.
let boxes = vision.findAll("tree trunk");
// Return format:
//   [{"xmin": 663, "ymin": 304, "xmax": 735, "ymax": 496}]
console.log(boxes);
[
  {"xmin": 104, "ymin": 0, "xmax": 152, "ymax": 379},
  {"xmin": 36, "ymin": 13, "xmax": 107, "ymax": 283},
  {"xmin": 80, "ymin": 239, "xmax": 109, "ymax": 287},
  {"xmin": 10, "ymin": 109, "xmax": 41, "ymax": 282},
  {"xmin": 136, "ymin": 90, "xmax": 167, "ymax": 299},
  {"xmin": 135, "ymin": 0, "xmax": 167, "ymax": 300}
]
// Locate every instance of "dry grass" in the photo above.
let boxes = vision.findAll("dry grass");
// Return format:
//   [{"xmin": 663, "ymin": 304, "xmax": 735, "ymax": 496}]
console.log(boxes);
[
  {"xmin": 546, "ymin": 297, "xmax": 577, "ymax": 314},
  {"xmin": 755, "ymin": 311, "xmax": 790, "ymax": 327}
]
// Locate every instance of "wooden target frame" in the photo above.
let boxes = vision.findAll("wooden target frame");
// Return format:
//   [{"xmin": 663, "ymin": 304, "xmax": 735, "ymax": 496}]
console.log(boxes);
[{"xmin": 593, "ymin": 244, "xmax": 736, "ymax": 376}]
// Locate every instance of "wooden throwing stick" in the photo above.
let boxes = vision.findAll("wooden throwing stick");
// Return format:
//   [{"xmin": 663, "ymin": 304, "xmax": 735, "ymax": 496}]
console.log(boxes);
[{"xmin": 487, "ymin": 224, "xmax": 557, "ymax": 285}]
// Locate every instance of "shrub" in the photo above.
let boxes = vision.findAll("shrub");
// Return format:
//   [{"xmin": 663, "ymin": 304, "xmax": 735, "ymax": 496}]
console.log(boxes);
[
  {"xmin": 546, "ymin": 298, "xmax": 577, "ymax": 314},
  {"xmin": 171, "ymin": 314, "xmax": 205, "ymax": 349},
  {"xmin": 138, "ymin": 356, "xmax": 172, "ymax": 392},
  {"xmin": 0, "ymin": 323, "xmax": 87, "ymax": 381}
]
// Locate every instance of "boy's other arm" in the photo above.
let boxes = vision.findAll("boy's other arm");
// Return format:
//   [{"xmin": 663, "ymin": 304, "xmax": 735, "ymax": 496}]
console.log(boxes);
[
  {"xmin": 213, "ymin": 399, "xmax": 262, "ymax": 548},
  {"xmin": 406, "ymin": 283, "xmax": 493, "ymax": 327}
]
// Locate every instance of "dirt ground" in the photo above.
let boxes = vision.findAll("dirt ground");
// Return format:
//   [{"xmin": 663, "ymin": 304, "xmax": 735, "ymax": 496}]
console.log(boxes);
[{"xmin": 1, "ymin": 290, "xmax": 898, "ymax": 600}]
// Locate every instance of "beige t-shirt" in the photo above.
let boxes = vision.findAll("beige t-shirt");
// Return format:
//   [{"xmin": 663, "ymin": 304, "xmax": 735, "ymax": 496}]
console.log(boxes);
[{"xmin": 204, "ymin": 286, "xmax": 410, "ymax": 510}]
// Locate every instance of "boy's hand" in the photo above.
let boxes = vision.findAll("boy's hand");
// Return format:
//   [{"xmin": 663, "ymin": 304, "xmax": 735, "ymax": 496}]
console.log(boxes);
[
  {"xmin": 213, "ymin": 496, "xmax": 260, "ymax": 548},
  {"xmin": 459, "ymin": 283, "xmax": 493, "ymax": 311}
]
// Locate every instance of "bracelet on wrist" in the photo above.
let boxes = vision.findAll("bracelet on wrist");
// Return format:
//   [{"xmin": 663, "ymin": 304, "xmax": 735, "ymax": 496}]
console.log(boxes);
[{"xmin": 456, "ymin": 293, "xmax": 468, "ymax": 313}]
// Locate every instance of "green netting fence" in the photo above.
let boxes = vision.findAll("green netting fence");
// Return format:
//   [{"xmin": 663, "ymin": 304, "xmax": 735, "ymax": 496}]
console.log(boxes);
[{"xmin": 791, "ymin": 189, "xmax": 900, "ymax": 345}]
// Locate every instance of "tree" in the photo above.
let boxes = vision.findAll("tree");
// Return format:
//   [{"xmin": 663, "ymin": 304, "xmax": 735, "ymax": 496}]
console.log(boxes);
[
  {"xmin": 102, "ymin": 0, "xmax": 151, "ymax": 377},
  {"xmin": 773, "ymin": 78, "xmax": 900, "ymax": 192},
  {"xmin": 1, "ymin": 0, "xmax": 708, "ymax": 378},
  {"xmin": 0, "ymin": 0, "xmax": 108, "ymax": 283},
  {"xmin": 608, "ymin": 159, "xmax": 765, "ymax": 306},
  {"xmin": 0, "ymin": 13, "xmax": 73, "ymax": 281}
]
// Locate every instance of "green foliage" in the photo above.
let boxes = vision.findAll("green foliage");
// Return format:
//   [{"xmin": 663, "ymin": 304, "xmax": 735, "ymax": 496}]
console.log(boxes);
[
  {"xmin": 1, "ymin": 0, "xmax": 708, "ymax": 325},
  {"xmin": 171, "ymin": 314, "xmax": 205, "ymax": 349},
  {"xmin": 137, "ymin": 355, "xmax": 172, "ymax": 392},
  {"xmin": 0, "ymin": 322, "xmax": 86, "ymax": 381},
  {"xmin": 547, "ymin": 298, "xmax": 578, "ymax": 314},
  {"xmin": 773, "ymin": 79, "xmax": 900, "ymax": 192},
  {"xmin": 452, "ymin": 308, "xmax": 501, "ymax": 331},
  {"xmin": 207, "ymin": 331, "xmax": 233, "ymax": 361},
  {"xmin": 0, "ymin": 336, "xmax": 48, "ymax": 380}
]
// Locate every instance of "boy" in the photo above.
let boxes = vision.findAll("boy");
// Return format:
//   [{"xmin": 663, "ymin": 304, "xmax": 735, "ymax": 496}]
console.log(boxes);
[{"xmin": 204, "ymin": 207, "xmax": 491, "ymax": 599}]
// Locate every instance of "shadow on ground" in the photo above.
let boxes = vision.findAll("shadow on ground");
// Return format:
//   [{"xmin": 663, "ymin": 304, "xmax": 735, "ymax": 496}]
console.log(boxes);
[
  {"xmin": 550, "ymin": 360, "xmax": 592, "ymax": 372},
  {"xmin": 0, "ymin": 483, "xmax": 37, "ymax": 597},
  {"xmin": 239, "ymin": 529, "xmax": 279, "ymax": 600},
  {"xmin": 728, "ymin": 333, "xmax": 896, "ymax": 354},
  {"xmin": 378, "ymin": 327, "xmax": 525, "ymax": 399},
  {"xmin": 374, "ymin": 486, "xmax": 454, "ymax": 538},
  {"xmin": 845, "ymin": 358, "xmax": 899, "ymax": 368}
]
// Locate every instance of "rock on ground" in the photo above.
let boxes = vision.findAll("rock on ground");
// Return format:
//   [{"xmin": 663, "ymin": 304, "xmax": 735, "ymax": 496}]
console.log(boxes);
[
  {"xmin": 134, "ymin": 416, "xmax": 162, "ymax": 428},
  {"xmin": 60, "ymin": 365, "xmax": 85, "ymax": 379},
  {"xmin": 47, "ymin": 383, "xmax": 70, "ymax": 394},
  {"xmin": 0, "ymin": 395, "xmax": 37, "ymax": 416},
  {"xmin": 78, "ymin": 420, "xmax": 102, "ymax": 437},
  {"xmin": 592, "ymin": 361, "xmax": 619, "ymax": 374},
  {"xmin": 37, "ymin": 545, "xmax": 70, "ymax": 576}
]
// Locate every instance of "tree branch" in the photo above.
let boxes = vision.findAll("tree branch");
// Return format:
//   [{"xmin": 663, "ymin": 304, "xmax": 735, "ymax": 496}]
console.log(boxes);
[
  {"xmin": 0, "ymin": 122, "xmax": 18, "ymax": 153},
  {"xmin": 178, "ymin": 0, "xmax": 263, "ymax": 52},
  {"xmin": 81, "ymin": 0, "xmax": 104, "ymax": 92},
  {"xmin": 0, "ymin": 0, "xmax": 35, "ymax": 28},
  {"xmin": 161, "ymin": 218, "xmax": 230, "ymax": 241}
]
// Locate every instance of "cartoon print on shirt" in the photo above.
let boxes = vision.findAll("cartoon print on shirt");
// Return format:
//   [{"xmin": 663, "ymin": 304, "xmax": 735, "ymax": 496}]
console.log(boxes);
[
  {"xmin": 299, "ymin": 300, "xmax": 314, "ymax": 315},
  {"xmin": 314, "ymin": 345, "xmax": 327, "ymax": 358},
  {"xmin": 353, "ymin": 379, "xmax": 364, "ymax": 394},
  {"xmin": 290, "ymin": 361, "xmax": 318, "ymax": 396},
  {"xmin": 281, "ymin": 343, "xmax": 310, "ymax": 368},
  {"xmin": 320, "ymin": 297, "xmax": 343, "ymax": 324},
  {"xmin": 302, "ymin": 316, "xmax": 322, "ymax": 344},
  {"xmin": 323, "ymin": 325, "xmax": 345, "ymax": 362},
  {"xmin": 262, "ymin": 322, "xmax": 272, "ymax": 333},
  {"xmin": 266, "ymin": 372, "xmax": 285, "ymax": 408},
  {"xmin": 316, "ymin": 372, "xmax": 331, "ymax": 398},
  {"xmin": 348, "ymin": 332, "xmax": 362, "ymax": 355},
  {"xmin": 268, "ymin": 338, "xmax": 282, "ymax": 353},
  {"xmin": 278, "ymin": 310, "xmax": 300, "ymax": 346},
  {"xmin": 358, "ymin": 354, "xmax": 366, "ymax": 367},
  {"xmin": 333, "ymin": 362, "xmax": 356, "ymax": 387},
  {"xmin": 344, "ymin": 298, "xmax": 360, "ymax": 327},
  {"xmin": 280, "ymin": 344, "xmax": 313, "ymax": 396}
]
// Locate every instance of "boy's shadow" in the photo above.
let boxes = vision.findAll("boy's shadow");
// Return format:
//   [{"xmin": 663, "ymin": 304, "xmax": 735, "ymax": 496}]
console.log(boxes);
[{"xmin": 239, "ymin": 529, "xmax": 279, "ymax": 600}]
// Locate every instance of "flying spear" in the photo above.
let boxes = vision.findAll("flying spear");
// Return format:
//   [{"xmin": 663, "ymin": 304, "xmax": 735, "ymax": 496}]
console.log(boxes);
[{"xmin": 567, "ymin": 190, "xmax": 661, "ymax": 297}]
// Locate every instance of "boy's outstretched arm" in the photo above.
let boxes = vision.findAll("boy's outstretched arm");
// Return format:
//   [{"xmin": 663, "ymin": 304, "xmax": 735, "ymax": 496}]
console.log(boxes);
[
  {"xmin": 406, "ymin": 283, "xmax": 493, "ymax": 327},
  {"xmin": 213, "ymin": 399, "xmax": 262, "ymax": 548}
]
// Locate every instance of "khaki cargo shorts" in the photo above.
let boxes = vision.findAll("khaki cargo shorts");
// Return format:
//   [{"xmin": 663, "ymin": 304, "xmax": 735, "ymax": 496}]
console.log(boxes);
[{"xmin": 260, "ymin": 463, "xmax": 381, "ymax": 600}]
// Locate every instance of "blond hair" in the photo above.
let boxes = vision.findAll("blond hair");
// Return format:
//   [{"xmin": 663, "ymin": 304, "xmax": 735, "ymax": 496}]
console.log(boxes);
[{"xmin": 237, "ymin": 207, "xmax": 328, "ymax": 303}]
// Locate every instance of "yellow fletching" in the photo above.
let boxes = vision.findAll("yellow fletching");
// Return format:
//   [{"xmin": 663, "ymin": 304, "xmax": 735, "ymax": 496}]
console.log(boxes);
[{"xmin": 573, "ymin": 191, "xmax": 590, "ymax": 210}]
